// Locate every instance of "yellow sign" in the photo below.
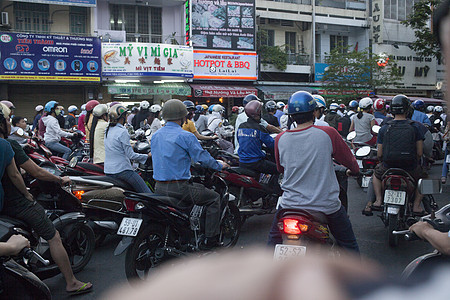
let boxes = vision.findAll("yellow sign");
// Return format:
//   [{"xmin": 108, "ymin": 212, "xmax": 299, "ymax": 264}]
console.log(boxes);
[{"xmin": 0, "ymin": 75, "xmax": 100, "ymax": 82}]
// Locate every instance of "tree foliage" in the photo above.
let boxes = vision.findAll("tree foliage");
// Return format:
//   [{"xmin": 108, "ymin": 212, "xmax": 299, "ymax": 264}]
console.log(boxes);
[
  {"xmin": 257, "ymin": 30, "xmax": 288, "ymax": 71},
  {"xmin": 322, "ymin": 46, "xmax": 401, "ymax": 97},
  {"xmin": 402, "ymin": 0, "xmax": 442, "ymax": 60}
]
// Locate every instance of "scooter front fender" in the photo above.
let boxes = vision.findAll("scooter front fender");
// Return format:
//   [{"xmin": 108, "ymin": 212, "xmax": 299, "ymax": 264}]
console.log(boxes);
[{"xmin": 114, "ymin": 236, "xmax": 134, "ymax": 256}]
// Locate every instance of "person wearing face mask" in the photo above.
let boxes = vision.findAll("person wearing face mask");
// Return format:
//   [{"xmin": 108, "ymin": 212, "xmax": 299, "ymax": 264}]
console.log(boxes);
[{"xmin": 42, "ymin": 101, "xmax": 78, "ymax": 160}]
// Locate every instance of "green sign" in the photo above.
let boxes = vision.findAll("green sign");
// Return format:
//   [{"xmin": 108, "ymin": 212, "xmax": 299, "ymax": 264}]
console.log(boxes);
[{"xmin": 108, "ymin": 84, "xmax": 191, "ymax": 96}]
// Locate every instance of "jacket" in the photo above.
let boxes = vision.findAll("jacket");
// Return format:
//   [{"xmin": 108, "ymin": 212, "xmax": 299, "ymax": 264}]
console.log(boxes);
[
  {"xmin": 42, "ymin": 115, "xmax": 74, "ymax": 144},
  {"xmin": 237, "ymin": 118, "xmax": 274, "ymax": 163}
]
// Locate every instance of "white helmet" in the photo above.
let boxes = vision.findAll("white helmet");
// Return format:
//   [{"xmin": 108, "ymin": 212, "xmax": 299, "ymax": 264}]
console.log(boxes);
[
  {"xmin": 150, "ymin": 104, "xmax": 162, "ymax": 113},
  {"xmin": 359, "ymin": 97, "xmax": 373, "ymax": 109},
  {"xmin": 81, "ymin": 104, "xmax": 86, "ymax": 111},
  {"xmin": 427, "ymin": 105, "xmax": 434, "ymax": 113},
  {"xmin": 93, "ymin": 104, "xmax": 108, "ymax": 117},
  {"xmin": 313, "ymin": 95, "xmax": 326, "ymax": 108},
  {"xmin": 276, "ymin": 101, "xmax": 285, "ymax": 109},
  {"xmin": 212, "ymin": 104, "xmax": 224, "ymax": 113},
  {"xmin": 68, "ymin": 105, "xmax": 78, "ymax": 113},
  {"xmin": 329, "ymin": 103, "xmax": 339, "ymax": 110},
  {"xmin": 35, "ymin": 105, "xmax": 44, "ymax": 112},
  {"xmin": 238, "ymin": 106, "xmax": 244, "ymax": 114},
  {"xmin": 140, "ymin": 100, "xmax": 150, "ymax": 110},
  {"xmin": 434, "ymin": 106, "xmax": 443, "ymax": 113}
]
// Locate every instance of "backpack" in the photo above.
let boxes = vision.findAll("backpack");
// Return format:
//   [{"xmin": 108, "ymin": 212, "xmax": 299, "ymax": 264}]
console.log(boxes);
[
  {"xmin": 324, "ymin": 112, "xmax": 339, "ymax": 129},
  {"xmin": 382, "ymin": 120, "xmax": 417, "ymax": 165},
  {"xmin": 337, "ymin": 115, "xmax": 351, "ymax": 137}
]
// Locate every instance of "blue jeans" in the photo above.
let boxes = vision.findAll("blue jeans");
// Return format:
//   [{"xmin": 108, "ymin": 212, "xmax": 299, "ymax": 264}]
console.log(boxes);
[
  {"xmin": 46, "ymin": 141, "xmax": 71, "ymax": 160},
  {"xmin": 107, "ymin": 170, "xmax": 151, "ymax": 193},
  {"xmin": 442, "ymin": 148, "xmax": 448, "ymax": 178},
  {"xmin": 267, "ymin": 205, "xmax": 360, "ymax": 254}
]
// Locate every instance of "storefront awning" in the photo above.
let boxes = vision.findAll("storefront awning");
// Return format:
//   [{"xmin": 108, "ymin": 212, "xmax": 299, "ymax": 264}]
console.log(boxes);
[
  {"xmin": 257, "ymin": 86, "xmax": 317, "ymax": 101},
  {"xmin": 107, "ymin": 83, "xmax": 191, "ymax": 96},
  {"xmin": 190, "ymin": 84, "xmax": 257, "ymax": 98}
]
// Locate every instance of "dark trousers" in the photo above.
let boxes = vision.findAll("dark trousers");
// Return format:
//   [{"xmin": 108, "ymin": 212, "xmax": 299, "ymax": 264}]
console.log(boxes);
[
  {"xmin": 267, "ymin": 206, "xmax": 360, "ymax": 254},
  {"xmin": 240, "ymin": 159, "xmax": 279, "ymax": 175},
  {"xmin": 155, "ymin": 181, "xmax": 221, "ymax": 237}
]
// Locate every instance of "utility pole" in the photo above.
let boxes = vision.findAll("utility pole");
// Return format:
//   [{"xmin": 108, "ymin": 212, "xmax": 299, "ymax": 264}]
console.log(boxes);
[{"xmin": 311, "ymin": 0, "xmax": 316, "ymax": 83}]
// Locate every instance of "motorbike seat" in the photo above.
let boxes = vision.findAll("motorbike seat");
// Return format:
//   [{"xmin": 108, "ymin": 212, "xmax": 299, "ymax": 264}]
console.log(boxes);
[
  {"xmin": 124, "ymin": 192, "xmax": 189, "ymax": 219},
  {"xmin": 0, "ymin": 216, "xmax": 30, "ymax": 229},
  {"xmin": 77, "ymin": 162, "xmax": 104, "ymax": 174},
  {"xmin": 80, "ymin": 176, "xmax": 135, "ymax": 191},
  {"xmin": 279, "ymin": 208, "xmax": 328, "ymax": 224},
  {"xmin": 230, "ymin": 167, "xmax": 259, "ymax": 178},
  {"xmin": 381, "ymin": 168, "xmax": 415, "ymax": 183}
]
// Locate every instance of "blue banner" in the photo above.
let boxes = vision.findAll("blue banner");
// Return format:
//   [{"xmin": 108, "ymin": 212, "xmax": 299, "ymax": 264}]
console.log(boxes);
[
  {"xmin": 0, "ymin": 32, "xmax": 101, "ymax": 82},
  {"xmin": 12, "ymin": 0, "xmax": 96, "ymax": 7},
  {"xmin": 314, "ymin": 63, "xmax": 328, "ymax": 82}
]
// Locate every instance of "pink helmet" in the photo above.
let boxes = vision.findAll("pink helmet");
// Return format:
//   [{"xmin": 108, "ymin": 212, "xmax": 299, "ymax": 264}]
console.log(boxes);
[
  {"xmin": 85, "ymin": 100, "xmax": 100, "ymax": 112},
  {"xmin": 244, "ymin": 100, "xmax": 262, "ymax": 120},
  {"xmin": 374, "ymin": 98, "xmax": 385, "ymax": 111},
  {"xmin": 1, "ymin": 100, "xmax": 15, "ymax": 109}
]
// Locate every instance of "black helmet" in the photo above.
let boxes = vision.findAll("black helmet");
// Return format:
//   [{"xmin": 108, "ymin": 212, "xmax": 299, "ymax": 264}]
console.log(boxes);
[
  {"xmin": 390, "ymin": 94, "xmax": 411, "ymax": 115},
  {"xmin": 243, "ymin": 94, "xmax": 260, "ymax": 106}
]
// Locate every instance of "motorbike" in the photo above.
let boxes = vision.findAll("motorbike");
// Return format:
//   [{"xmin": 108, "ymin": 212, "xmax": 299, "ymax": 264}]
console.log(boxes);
[
  {"xmin": 0, "ymin": 223, "xmax": 51, "ymax": 299},
  {"xmin": 354, "ymin": 145, "xmax": 379, "ymax": 188},
  {"xmin": 379, "ymin": 172, "xmax": 438, "ymax": 247},
  {"xmin": 6, "ymin": 161, "xmax": 96, "ymax": 277},
  {"xmin": 430, "ymin": 119, "xmax": 444, "ymax": 161},
  {"xmin": 114, "ymin": 165, "xmax": 241, "ymax": 282}
]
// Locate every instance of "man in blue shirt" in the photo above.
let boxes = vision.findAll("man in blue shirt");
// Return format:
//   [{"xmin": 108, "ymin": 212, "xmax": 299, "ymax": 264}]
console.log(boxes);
[
  {"xmin": 151, "ymin": 99, "xmax": 229, "ymax": 249},
  {"xmin": 412, "ymin": 100, "xmax": 432, "ymax": 126}
]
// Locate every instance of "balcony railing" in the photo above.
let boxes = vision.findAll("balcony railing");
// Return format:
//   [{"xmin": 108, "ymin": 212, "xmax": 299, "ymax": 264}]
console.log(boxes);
[
  {"xmin": 287, "ymin": 53, "xmax": 310, "ymax": 65},
  {"xmin": 267, "ymin": 0, "xmax": 312, "ymax": 4},
  {"xmin": 125, "ymin": 34, "xmax": 186, "ymax": 45},
  {"xmin": 315, "ymin": 0, "xmax": 366, "ymax": 10}
]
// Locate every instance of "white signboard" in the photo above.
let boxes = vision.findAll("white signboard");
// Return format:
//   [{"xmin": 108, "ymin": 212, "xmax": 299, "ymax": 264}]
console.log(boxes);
[
  {"xmin": 102, "ymin": 43, "xmax": 194, "ymax": 77},
  {"xmin": 372, "ymin": 0, "xmax": 384, "ymax": 44},
  {"xmin": 193, "ymin": 50, "xmax": 257, "ymax": 80},
  {"xmin": 374, "ymin": 44, "xmax": 437, "ymax": 89}
]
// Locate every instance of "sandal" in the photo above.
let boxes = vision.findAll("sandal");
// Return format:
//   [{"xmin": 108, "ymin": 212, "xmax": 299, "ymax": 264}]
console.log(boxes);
[
  {"xmin": 371, "ymin": 204, "xmax": 383, "ymax": 211},
  {"xmin": 67, "ymin": 283, "xmax": 93, "ymax": 296},
  {"xmin": 441, "ymin": 177, "xmax": 447, "ymax": 184},
  {"xmin": 362, "ymin": 202, "xmax": 373, "ymax": 216},
  {"xmin": 412, "ymin": 210, "xmax": 427, "ymax": 217}
]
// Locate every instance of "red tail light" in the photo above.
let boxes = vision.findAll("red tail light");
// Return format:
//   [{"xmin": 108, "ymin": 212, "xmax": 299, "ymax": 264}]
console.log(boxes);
[
  {"xmin": 124, "ymin": 199, "xmax": 139, "ymax": 212},
  {"xmin": 386, "ymin": 176, "xmax": 406, "ymax": 190},
  {"xmin": 279, "ymin": 218, "xmax": 309, "ymax": 235},
  {"xmin": 363, "ymin": 160, "xmax": 377, "ymax": 168}
]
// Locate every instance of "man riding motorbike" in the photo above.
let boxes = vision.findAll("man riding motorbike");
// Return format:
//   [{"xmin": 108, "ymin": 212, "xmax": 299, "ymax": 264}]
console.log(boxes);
[
  {"xmin": 262, "ymin": 101, "xmax": 280, "ymax": 127},
  {"xmin": 347, "ymin": 100, "xmax": 358, "ymax": 117},
  {"xmin": 182, "ymin": 100, "xmax": 217, "ymax": 141},
  {"xmin": 194, "ymin": 105, "xmax": 209, "ymax": 133},
  {"xmin": 412, "ymin": 100, "xmax": 432, "ymax": 126},
  {"xmin": 0, "ymin": 104, "xmax": 92, "ymax": 295},
  {"xmin": 363, "ymin": 95, "xmax": 425, "ymax": 216},
  {"xmin": 65, "ymin": 105, "xmax": 78, "ymax": 129},
  {"xmin": 132, "ymin": 101, "xmax": 150, "ymax": 130},
  {"xmin": 42, "ymin": 101, "xmax": 78, "ymax": 160},
  {"xmin": 267, "ymin": 91, "xmax": 360, "ymax": 253},
  {"xmin": 324, "ymin": 103, "xmax": 340, "ymax": 129},
  {"xmin": 151, "ymin": 99, "xmax": 230, "ymax": 250},
  {"xmin": 104, "ymin": 104, "xmax": 151, "ymax": 193},
  {"xmin": 313, "ymin": 95, "xmax": 329, "ymax": 127}
]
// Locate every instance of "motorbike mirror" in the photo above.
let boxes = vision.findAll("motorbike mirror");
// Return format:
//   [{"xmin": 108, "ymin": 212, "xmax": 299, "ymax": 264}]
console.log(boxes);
[
  {"xmin": 347, "ymin": 131, "xmax": 356, "ymax": 141},
  {"xmin": 434, "ymin": 119, "xmax": 441, "ymax": 125},
  {"xmin": 418, "ymin": 179, "xmax": 442, "ymax": 194},
  {"xmin": 372, "ymin": 125, "xmax": 381, "ymax": 134},
  {"xmin": 355, "ymin": 146, "xmax": 371, "ymax": 157},
  {"xmin": 145, "ymin": 129, "xmax": 151, "ymax": 136},
  {"xmin": 16, "ymin": 128, "xmax": 24, "ymax": 136},
  {"xmin": 68, "ymin": 157, "xmax": 78, "ymax": 168}
]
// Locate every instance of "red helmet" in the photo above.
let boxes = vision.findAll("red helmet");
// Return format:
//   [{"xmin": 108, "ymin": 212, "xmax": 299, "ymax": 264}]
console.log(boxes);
[
  {"xmin": 339, "ymin": 104, "xmax": 346, "ymax": 109},
  {"xmin": 86, "ymin": 100, "xmax": 100, "ymax": 112},
  {"xmin": 374, "ymin": 98, "xmax": 385, "ymax": 111},
  {"xmin": 244, "ymin": 100, "xmax": 262, "ymax": 120},
  {"xmin": 232, "ymin": 106, "xmax": 239, "ymax": 113}
]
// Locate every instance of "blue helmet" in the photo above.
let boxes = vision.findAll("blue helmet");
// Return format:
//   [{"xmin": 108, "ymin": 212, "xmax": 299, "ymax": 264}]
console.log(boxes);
[
  {"xmin": 195, "ymin": 105, "xmax": 204, "ymax": 113},
  {"xmin": 349, "ymin": 100, "xmax": 358, "ymax": 108},
  {"xmin": 243, "ymin": 94, "xmax": 260, "ymax": 106},
  {"xmin": 44, "ymin": 100, "xmax": 58, "ymax": 113},
  {"xmin": 287, "ymin": 91, "xmax": 317, "ymax": 114},
  {"xmin": 183, "ymin": 100, "xmax": 195, "ymax": 110},
  {"xmin": 413, "ymin": 99, "xmax": 425, "ymax": 111},
  {"xmin": 208, "ymin": 105, "xmax": 215, "ymax": 113},
  {"xmin": 312, "ymin": 95, "xmax": 326, "ymax": 108}
]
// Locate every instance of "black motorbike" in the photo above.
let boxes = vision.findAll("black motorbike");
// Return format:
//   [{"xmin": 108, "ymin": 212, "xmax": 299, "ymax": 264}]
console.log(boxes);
[
  {"xmin": 114, "ymin": 165, "xmax": 241, "ymax": 282},
  {"xmin": 0, "ymin": 221, "xmax": 51, "ymax": 299}
]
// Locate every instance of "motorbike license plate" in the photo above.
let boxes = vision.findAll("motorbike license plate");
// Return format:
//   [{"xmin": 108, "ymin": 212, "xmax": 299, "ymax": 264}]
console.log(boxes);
[
  {"xmin": 362, "ymin": 176, "xmax": 370, "ymax": 188},
  {"xmin": 357, "ymin": 160, "xmax": 363, "ymax": 168},
  {"xmin": 384, "ymin": 190, "xmax": 406, "ymax": 205},
  {"xmin": 446, "ymin": 155, "xmax": 450, "ymax": 164},
  {"xmin": 117, "ymin": 217, "xmax": 142, "ymax": 237},
  {"xmin": 273, "ymin": 244, "xmax": 306, "ymax": 261}
]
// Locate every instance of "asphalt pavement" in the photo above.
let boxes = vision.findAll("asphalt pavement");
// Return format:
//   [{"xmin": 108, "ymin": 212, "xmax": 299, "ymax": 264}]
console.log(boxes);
[{"xmin": 44, "ymin": 162, "xmax": 449, "ymax": 299}]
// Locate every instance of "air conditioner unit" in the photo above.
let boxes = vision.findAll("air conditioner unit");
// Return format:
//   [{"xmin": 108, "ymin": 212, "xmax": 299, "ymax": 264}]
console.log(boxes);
[{"xmin": 1, "ymin": 12, "xmax": 9, "ymax": 25}]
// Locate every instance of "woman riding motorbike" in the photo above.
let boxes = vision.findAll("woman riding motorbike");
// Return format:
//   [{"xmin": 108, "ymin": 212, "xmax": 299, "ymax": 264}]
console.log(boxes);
[
  {"xmin": 147, "ymin": 104, "xmax": 162, "ymax": 140},
  {"xmin": 349, "ymin": 97, "xmax": 376, "ymax": 145},
  {"xmin": 84, "ymin": 100, "xmax": 100, "ymax": 142},
  {"xmin": 90, "ymin": 104, "xmax": 109, "ymax": 164}
]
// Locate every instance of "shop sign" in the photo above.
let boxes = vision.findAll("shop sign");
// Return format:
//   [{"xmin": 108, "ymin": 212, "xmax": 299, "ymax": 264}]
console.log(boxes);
[
  {"xmin": 191, "ymin": 0, "xmax": 256, "ymax": 51},
  {"xmin": 374, "ymin": 44, "xmax": 437, "ymax": 89},
  {"xmin": 108, "ymin": 84, "xmax": 191, "ymax": 96},
  {"xmin": 12, "ymin": 0, "xmax": 96, "ymax": 7},
  {"xmin": 193, "ymin": 50, "xmax": 257, "ymax": 80},
  {"xmin": 102, "ymin": 43, "xmax": 194, "ymax": 77},
  {"xmin": 314, "ymin": 63, "xmax": 328, "ymax": 82},
  {"xmin": 372, "ymin": 0, "xmax": 384, "ymax": 44},
  {"xmin": 0, "ymin": 32, "xmax": 101, "ymax": 82},
  {"xmin": 191, "ymin": 84, "xmax": 257, "ymax": 97}
]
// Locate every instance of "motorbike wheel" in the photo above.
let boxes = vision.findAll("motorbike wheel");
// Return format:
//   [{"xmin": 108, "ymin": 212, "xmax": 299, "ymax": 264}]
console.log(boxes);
[
  {"xmin": 387, "ymin": 214, "xmax": 399, "ymax": 247},
  {"xmin": 125, "ymin": 224, "xmax": 167, "ymax": 282},
  {"xmin": 67, "ymin": 224, "xmax": 95, "ymax": 273},
  {"xmin": 220, "ymin": 202, "xmax": 241, "ymax": 248}
]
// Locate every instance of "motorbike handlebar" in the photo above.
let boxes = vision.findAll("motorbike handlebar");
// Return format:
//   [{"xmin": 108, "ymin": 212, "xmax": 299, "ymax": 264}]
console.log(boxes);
[
  {"xmin": 392, "ymin": 230, "xmax": 419, "ymax": 241},
  {"xmin": 19, "ymin": 248, "xmax": 50, "ymax": 266}
]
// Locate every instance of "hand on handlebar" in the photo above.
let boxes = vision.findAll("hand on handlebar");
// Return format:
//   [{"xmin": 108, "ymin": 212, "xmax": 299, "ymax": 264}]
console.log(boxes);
[
  {"xmin": 409, "ymin": 221, "xmax": 433, "ymax": 240},
  {"xmin": 346, "ymin": 169, "xmax": 359, "ymax": 177},
  {"xmin": 60, "ymin": 176, "xmax": 71, "ymax": 186},
  {"xmin": 211, "ymin": 135, "xmax": 219, "ymax": 140},
  {"xmin": 217, "ymin": 160, "xmax": 230, "ymax": 170},
  {"xmin": 6, "ymin": 235, "xmax": 30, "ymax": 256}
]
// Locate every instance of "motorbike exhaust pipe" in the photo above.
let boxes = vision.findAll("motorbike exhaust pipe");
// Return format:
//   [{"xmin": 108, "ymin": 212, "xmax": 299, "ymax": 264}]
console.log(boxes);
[{"xmin": 93, "ymin": 221, "xmax": 118, "ymax": 231}]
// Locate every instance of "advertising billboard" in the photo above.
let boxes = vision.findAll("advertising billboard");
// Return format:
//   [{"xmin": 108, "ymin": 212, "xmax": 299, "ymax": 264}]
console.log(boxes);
[
  {"xmin": 193, "ymin": 49, "xmax": 257, "ymax": 80},
  {"xmin": 12, "ymin": 0, "xmax": 96, "ymax": 7},
  {"xmin": 102, "ymin": 43, "xmax": 194, "ymax": 77},
  {"xmin": 0, "ymin": 32, "xmax": 101, "ymax": 82},
  {"xmin": 191, "ymin": 0, "xmax": 255, "ymax": 51}
]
